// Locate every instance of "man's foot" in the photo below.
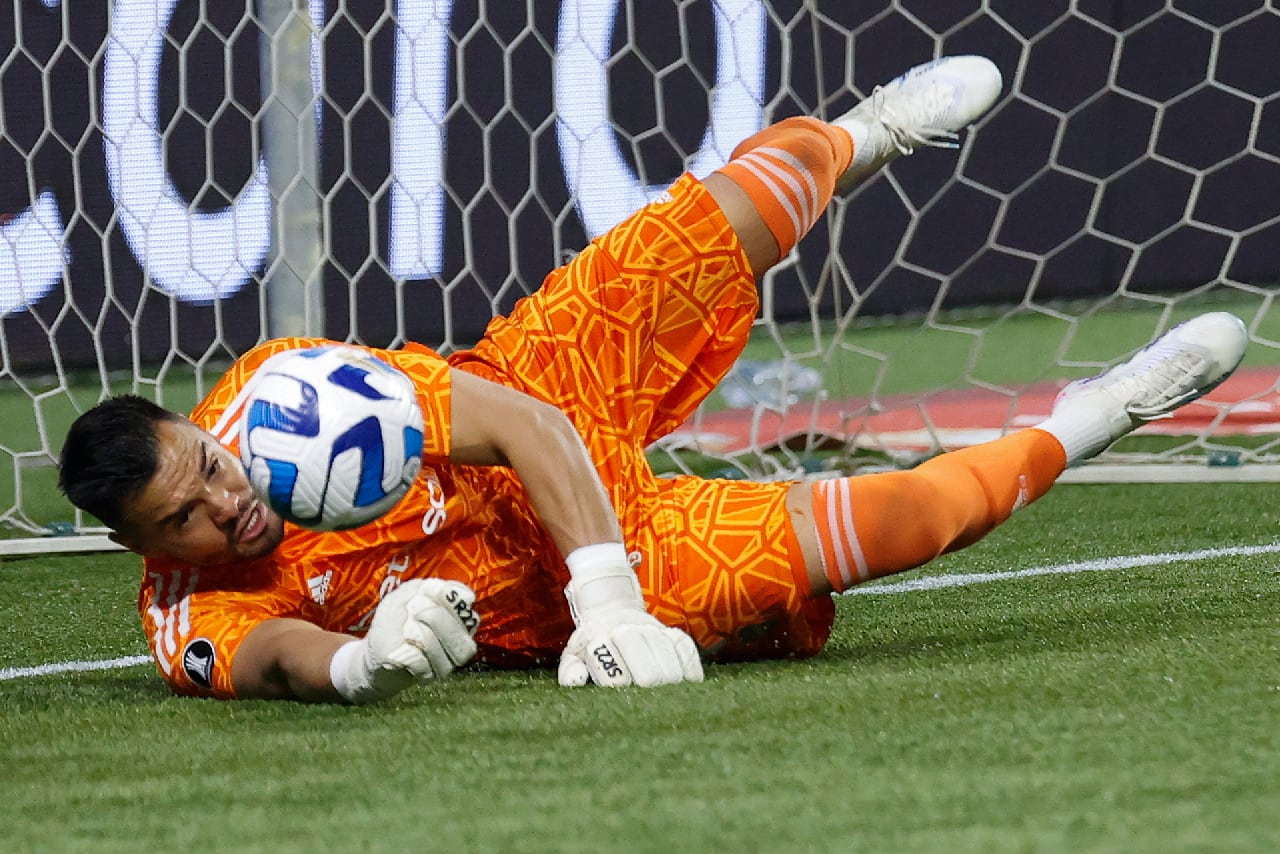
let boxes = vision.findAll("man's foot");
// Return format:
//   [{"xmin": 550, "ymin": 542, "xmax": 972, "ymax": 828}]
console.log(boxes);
[
  {"xmin": 833, "ymin": 55, "xmax": 1003, "ymax": 192},
  {"xmin": 1044, "ymin": 312, "xmax": 1249, "ymax": 462}
]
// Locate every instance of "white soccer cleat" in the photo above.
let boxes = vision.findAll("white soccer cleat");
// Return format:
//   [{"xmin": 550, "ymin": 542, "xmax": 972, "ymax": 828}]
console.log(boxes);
[
  {"xmin": 1052, "ymin": 312, "xmax": 1249, "ymax": 449},
  {"xmin": 833, "ymin": 55, "xmax": 1003, "ymax": 192}
]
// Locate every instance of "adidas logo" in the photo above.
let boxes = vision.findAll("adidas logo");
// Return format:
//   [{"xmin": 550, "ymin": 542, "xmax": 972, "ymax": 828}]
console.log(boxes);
[
  {"xmin": 1010, "ymin": 474, "xmax": 1030, "ymax": 514},
  {"xmin": 307, "ymin": 570, "xmax": 333, "ymax": 606}
]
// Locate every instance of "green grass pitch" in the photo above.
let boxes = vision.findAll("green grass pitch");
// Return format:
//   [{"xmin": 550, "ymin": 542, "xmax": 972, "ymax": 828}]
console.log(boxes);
[{"xmin": 2, "ymin": 481, "xmax": 1277, "ymax": 852}]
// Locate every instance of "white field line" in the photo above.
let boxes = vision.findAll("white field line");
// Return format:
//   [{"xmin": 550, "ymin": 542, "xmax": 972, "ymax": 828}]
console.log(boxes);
[
  {"xmin": 3, "ymin": 543, "xmax": 1278, "ymax": 682},
  {"xmin": 845, "ymin": 542, "xmax": 1280, "ymax": 596},
  {"xmin": 1, "ymin": 654, "xmax": 151, "ymax": 681}
]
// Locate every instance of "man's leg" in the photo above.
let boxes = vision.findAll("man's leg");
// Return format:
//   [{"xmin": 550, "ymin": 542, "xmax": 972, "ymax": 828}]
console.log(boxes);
[
  {"xmin": 630, "ymin": 54, "xmax": 1004, "ymax": 437},
  {"xmin": 702, "ymin": 119, "xmax": 852, "ymax": 275},
  {"xmin": 788, "ymin": 312, "xmax": 1249, "ymax": 595},
  {"xmin": 791, "ymin": 430, "xmax": 1065, "ymax": 594},
  {"xmin": 706, "ymin": 55, "xmax": 1004, "ymax": 276},
  {"xmin": 452, "ymin": 170, "xmax": 758, "ymax": 458},
  {"xmin": 459, "ymin": 56, "xmax": 1004, "ymax": 450}
]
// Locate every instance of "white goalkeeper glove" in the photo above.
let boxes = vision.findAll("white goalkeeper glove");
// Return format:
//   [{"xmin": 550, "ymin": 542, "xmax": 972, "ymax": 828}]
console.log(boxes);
[
  {"xmin": 329, "ymin": 578, "xmax": 480, "ymax": 703},
  {"xmin": 557, "ymin": 543, "xmax": 704, "ymax": 688}
]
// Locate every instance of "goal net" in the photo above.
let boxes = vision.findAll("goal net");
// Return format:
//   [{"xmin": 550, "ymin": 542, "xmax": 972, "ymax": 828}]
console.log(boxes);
[{"xmin": 3, "ymin": 1, "xmax": 1279, "ymax": 547}]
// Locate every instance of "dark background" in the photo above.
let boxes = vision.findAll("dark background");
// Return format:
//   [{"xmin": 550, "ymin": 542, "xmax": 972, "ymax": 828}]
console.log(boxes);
[{"xmin": 2, "ymin": 0, "xmax": 1278, "ymax": 373}]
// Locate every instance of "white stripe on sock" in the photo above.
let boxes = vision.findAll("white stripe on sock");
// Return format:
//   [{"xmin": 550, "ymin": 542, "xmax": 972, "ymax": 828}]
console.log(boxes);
[
  {"xmin": 734, "ymin": 148, "xmax": 819, "ymax": 236},
  {"xmin": 817, "ymin": 478, "xmax": 869, "ymax": 589}
]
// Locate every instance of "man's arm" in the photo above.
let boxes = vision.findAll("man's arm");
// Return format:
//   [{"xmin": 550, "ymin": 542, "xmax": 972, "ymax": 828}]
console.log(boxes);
[
  {"xmin": 447, "ymin": 369, "xmax": 702, "ymax": 688},
  {"xmin": 232, "ymin": 370, "xmax": 697, "ymax": 701},
  {"xmin": 229, "ymin": 370, "xmax": 635, "ymax": 702},
  {"xmin": 447, "ymin": 369, "xmax": 623, "ymax": 553},
  {"xmin": 231, "ymin": 579, "xmax": 480, "ymax": 702},
  {"xmin": 232, "ymin": 618, "xmax": 349, "ymax": 701}
]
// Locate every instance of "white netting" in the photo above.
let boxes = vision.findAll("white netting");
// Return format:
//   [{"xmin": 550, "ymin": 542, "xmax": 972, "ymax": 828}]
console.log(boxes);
[{"xmin": 3, "ymin": 1, "xmax": 1279, "ymax": 542}]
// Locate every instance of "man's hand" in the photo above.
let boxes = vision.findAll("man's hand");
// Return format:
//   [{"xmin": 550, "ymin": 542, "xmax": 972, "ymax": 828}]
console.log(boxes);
[
  {"xmin": 557, "ymin": 544, "xmax": 704, "ymax": 688},
  {"xmin": 558, "ymin": 611, "xmax": 703, "ymax": 688},
  {"xmin": 330, "ymin": 578, "xmax": 480, "ymax": 703}
]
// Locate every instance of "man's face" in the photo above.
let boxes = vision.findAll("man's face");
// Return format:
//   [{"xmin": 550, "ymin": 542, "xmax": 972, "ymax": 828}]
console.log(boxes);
[{"xmin": 114, "ymin": 418, "xmax": 286, "ymax": 565}]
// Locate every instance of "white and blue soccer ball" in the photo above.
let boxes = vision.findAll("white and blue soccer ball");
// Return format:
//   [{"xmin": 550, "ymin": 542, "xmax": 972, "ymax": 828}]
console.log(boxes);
[{"xmin": 239, "ymin": 345, "xmax": 425, "ymax": 531}]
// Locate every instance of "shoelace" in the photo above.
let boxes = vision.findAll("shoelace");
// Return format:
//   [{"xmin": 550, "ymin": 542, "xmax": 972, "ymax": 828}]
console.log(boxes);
[
  {"xmin": 864, "ymin": 82, "xmax": 962, "ymax": 156},
  {"xmin": 1107, "ymin": 348, "xmax": 1211, "ymax": 419}
]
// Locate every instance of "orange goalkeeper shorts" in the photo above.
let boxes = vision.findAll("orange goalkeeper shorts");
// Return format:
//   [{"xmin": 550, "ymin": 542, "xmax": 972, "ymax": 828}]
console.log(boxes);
[{"xmin": 451, "ymin": 173, "xmax": 833, "ymax": 660}]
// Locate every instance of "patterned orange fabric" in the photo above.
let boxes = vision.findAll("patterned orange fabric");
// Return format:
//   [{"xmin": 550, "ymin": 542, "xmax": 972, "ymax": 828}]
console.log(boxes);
[
  {"xmin": 654, "ymin": 476, "xmax": 833, "ymax": 660},
  {"xmin": 139, "ymin": 173, "xmax": 833, "ymax": 698}
]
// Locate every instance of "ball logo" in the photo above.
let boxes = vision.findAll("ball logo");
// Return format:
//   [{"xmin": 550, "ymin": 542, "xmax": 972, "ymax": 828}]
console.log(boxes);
[
  {"xmin": 245, "ymin": 377, "xmax": 321, "ymax": 436},
  {"xmin": 327, "ymin": 362, "xmax": 394, "ymax": 400}
]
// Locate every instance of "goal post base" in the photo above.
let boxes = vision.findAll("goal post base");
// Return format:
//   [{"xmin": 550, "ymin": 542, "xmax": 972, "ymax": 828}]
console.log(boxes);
[
  {"xmin": 0, "ymin": 535, "xmax": 125, "ymax": 558},
  {"xmin": 1056, "ymin": 464, "xmax": 1280, "ymax": 484}
]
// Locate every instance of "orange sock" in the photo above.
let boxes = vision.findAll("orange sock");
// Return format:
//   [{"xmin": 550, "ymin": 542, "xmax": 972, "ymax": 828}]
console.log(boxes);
[
  {"xmin": 810, "ymin": 429, "xmax": 1067, "ymax": 592},
  {"xmin": 715, "ymin": 117, "xmax": 854, "ymax": 256}
]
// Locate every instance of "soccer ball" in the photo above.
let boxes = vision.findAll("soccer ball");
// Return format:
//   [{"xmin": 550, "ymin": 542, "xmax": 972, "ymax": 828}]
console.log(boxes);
[{"xmin": 239, "ymin": 345, "xmax": 425, "ymax": 531}]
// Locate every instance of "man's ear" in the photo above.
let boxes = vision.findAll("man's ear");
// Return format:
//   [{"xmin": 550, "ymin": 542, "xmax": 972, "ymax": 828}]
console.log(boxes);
[{"xmin": 108, "ymin": 530, "xmax": 143, "ymax": 555}]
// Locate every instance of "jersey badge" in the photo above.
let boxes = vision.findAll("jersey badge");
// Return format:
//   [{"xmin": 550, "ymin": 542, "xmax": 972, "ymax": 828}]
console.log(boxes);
[{"xmin": 182, "ymin": 638, "xmax": 216, "ymax": 691}]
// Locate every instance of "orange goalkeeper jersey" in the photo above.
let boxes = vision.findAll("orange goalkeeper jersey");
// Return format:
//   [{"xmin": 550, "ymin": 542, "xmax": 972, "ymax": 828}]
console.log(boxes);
[
  {"xmin": 141, "ymin": 337, "xmax": 587, "ymax": 697},
  {"xmin": 140, "ymin": 173, "xmax": 834, "ymax": 698}
]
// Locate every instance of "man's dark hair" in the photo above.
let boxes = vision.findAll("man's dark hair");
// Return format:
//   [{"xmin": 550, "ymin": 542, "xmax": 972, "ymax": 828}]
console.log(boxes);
[{"xmin": 58, "ymin": 395, "xmax": 182, "ymax": 532}]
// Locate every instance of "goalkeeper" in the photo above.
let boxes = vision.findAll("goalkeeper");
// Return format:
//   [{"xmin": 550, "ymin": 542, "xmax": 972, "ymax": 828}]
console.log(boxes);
[{"xmin": 58, "ymin": 56, "xmax": 1247, "ymax": 702}]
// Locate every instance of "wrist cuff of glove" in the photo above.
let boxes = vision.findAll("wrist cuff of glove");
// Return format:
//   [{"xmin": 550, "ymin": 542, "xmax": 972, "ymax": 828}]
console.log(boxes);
[
  {"xmin": 329, "ymin": 639, "xmax": 409, "ymax": 704},
  {"xmin": 564, "ymin": 542, "xmax": 644, "ymax": 620}
]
